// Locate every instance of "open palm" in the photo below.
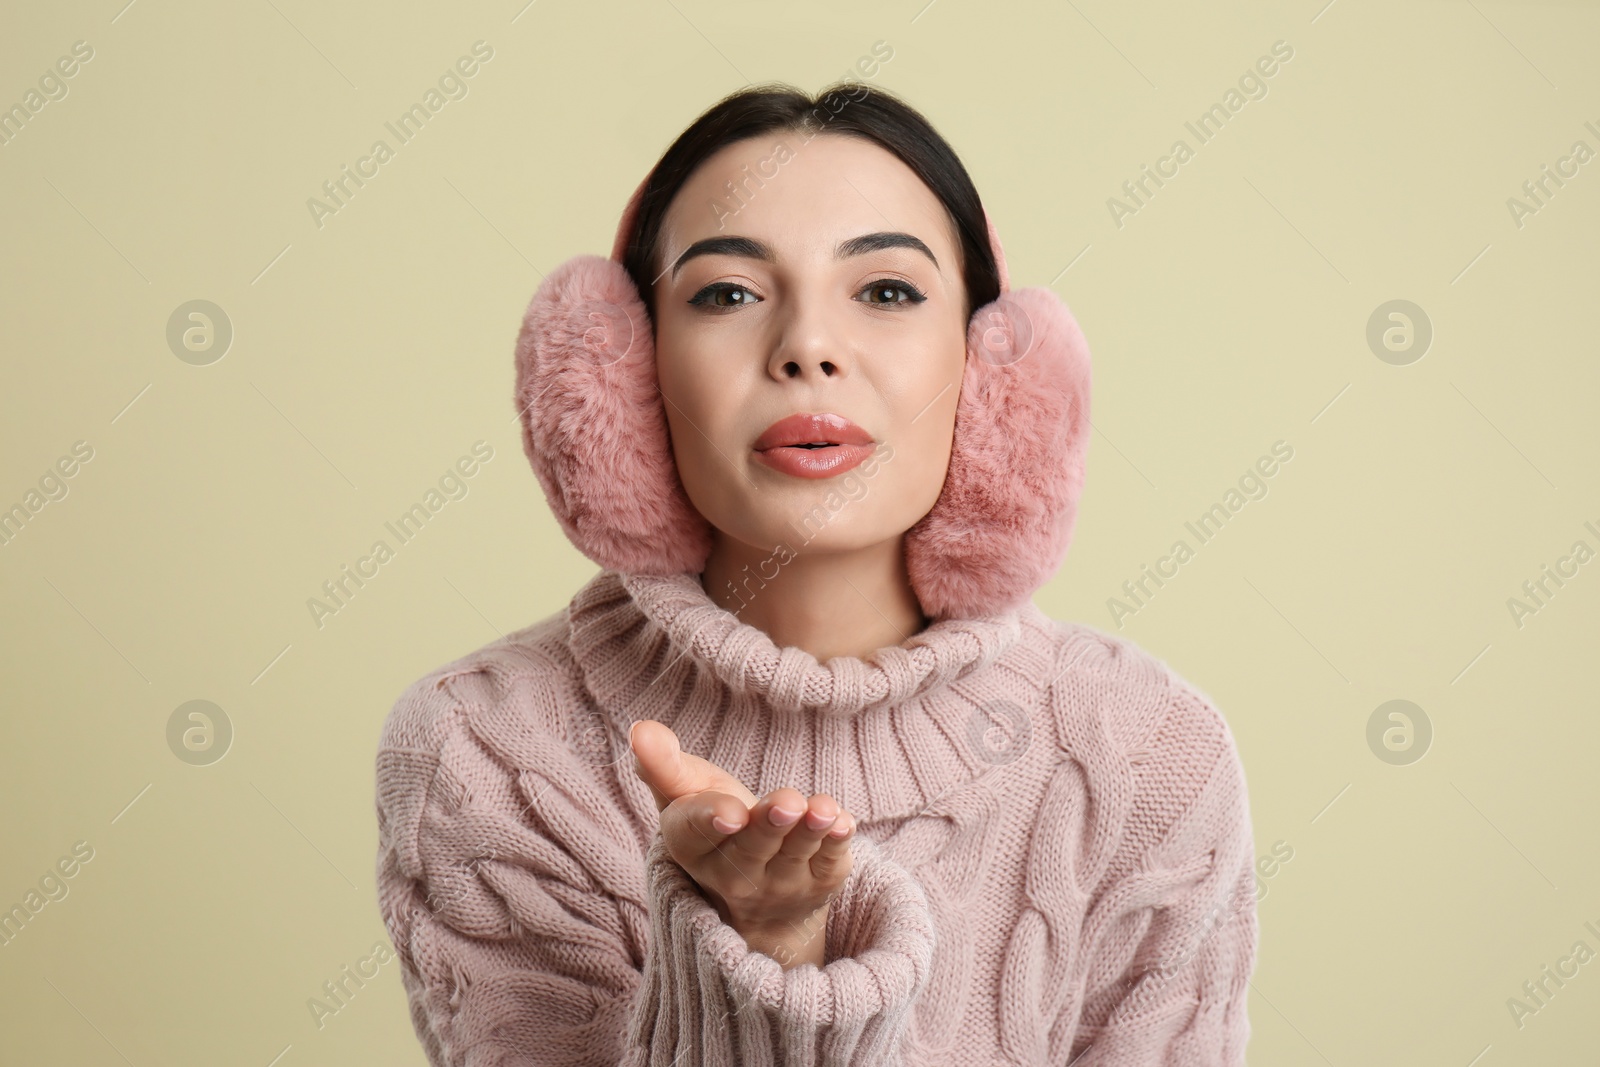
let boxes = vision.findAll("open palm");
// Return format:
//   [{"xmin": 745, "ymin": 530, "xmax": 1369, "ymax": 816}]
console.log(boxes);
[{"xmin": 628, "ymin": 718, "xmax": 856, "ymax": 953}]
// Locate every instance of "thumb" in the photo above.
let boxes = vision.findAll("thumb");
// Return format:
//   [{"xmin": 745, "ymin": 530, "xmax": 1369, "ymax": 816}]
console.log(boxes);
[
  {"xmin": 630, "ymin": 719, "xmax": 690, "ymax": 810},
  {"xmin": 629, "ymin": 719, "xmax": 758, "ymax": 810}
]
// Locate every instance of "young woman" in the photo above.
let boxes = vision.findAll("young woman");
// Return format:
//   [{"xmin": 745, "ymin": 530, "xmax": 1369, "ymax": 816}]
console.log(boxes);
[{"xmin": 375, "ymin": 82, "xmax": 1258, "ymax": 1066}]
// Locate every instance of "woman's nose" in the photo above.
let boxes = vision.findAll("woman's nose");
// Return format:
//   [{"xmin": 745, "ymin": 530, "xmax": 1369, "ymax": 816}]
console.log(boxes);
[{"xmin": 766, "ymin": 297, "xmax": 850, "ymax": 381}]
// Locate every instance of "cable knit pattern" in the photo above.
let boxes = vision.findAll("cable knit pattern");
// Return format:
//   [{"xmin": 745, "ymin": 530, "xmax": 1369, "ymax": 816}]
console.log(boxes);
[{"xmin": 373, "ymin": 569, "xmax": 1258, "ymax": 1065}]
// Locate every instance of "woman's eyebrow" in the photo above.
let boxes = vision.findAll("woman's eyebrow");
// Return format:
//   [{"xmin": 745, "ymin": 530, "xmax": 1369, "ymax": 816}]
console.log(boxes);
[{"xmin": 668, "ymin": 231, "xmax": 939, "ymax": 280}]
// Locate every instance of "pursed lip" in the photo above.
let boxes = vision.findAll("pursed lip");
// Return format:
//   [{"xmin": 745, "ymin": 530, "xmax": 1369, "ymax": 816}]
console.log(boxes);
[{"xmin": 752, "ymin": 412, "xmax": 874, "ymax": 451}]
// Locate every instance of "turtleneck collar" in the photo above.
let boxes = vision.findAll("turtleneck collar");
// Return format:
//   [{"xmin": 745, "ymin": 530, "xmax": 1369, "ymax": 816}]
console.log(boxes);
[{"xmin": 565, "ymin": 569, "xmax": 1055, "ymax": 824}]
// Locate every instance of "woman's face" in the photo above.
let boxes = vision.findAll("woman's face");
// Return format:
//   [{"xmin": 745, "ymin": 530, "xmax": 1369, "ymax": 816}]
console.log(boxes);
[{"xmin": 651, "ymin": 132, "xmax": 969, "ymax": 559}]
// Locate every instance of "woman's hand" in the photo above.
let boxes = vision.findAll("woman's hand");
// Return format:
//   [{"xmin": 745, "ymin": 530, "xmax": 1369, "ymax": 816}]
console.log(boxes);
[{"xmin": 628, "ymin": 719, "xmax": 856, "ymax": 968}]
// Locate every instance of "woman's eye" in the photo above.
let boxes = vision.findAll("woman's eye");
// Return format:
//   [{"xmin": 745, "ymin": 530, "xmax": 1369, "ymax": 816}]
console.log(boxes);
[
  {"xmin": 858, "ymin": 279, "xmax": 928, "ymax": 307},
  {"xmin": 688, "ymin": 279, "xmax": 927, "ymax": 310},
  {"xmin": 688, "ymin": 283, "xmax": 759, "ymax": 309}
]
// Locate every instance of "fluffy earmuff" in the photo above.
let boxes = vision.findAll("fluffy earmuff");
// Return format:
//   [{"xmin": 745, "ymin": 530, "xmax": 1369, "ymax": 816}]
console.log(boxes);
[{"xmin": 514, "ymin": 177, "xmax": 1092, "ymax": 621}]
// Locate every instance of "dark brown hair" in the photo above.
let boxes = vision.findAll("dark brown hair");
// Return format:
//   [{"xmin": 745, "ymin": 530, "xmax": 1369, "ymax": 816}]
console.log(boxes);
[{"xmin": 620, "ymin": 81, "xmax": 1001, "ymax": 325}]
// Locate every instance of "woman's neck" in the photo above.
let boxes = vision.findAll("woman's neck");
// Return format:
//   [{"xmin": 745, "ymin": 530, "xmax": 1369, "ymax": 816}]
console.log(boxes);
[{"xmin": 699, "ymin": 534, "xmax": 929, "ymax": 662}]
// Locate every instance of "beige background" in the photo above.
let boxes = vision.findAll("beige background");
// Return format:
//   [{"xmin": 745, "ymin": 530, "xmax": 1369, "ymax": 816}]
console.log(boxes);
[{"xmin": 2, "ymin": 0, "xmax": 1597, "ymax": 1062}]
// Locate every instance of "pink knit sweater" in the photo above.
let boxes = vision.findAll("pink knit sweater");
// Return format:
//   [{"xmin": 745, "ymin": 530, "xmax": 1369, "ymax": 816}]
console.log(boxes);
[{"xmin": 373, "ymin": 568, "xmax": 1258, "ymax": 1065}]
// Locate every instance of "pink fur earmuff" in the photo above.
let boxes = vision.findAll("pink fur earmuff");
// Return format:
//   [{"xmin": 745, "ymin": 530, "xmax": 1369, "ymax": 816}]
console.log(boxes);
[{"xmin": 514, "ymin": 171, "xmax": 1092, "ymax": 621}]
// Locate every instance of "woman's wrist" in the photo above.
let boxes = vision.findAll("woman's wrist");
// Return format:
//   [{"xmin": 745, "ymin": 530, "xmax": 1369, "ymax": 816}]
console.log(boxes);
[{"xmin": 734, "ymin": 905, "xmax": 830, "ymax": 969}]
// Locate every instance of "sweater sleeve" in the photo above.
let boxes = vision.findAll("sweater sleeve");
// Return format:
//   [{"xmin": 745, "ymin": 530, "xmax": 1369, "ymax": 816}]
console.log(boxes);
[
  {"xmin": 374, "ymin": 665, "xmax": 938, "ymax": 1067},
  {"xmin": 1064, "ymin": 678, "xmax": 1259, "ymax": 1065}
]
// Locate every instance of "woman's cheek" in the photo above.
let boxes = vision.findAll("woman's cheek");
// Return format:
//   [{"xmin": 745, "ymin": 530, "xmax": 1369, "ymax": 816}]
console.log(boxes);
[
  {"xmin": 901, "ymin": 373, "xmax": 960, "ymax": 499},
  {"xmin": 908, "ymin": 432, "xmax": 954, "ymax": 516}
]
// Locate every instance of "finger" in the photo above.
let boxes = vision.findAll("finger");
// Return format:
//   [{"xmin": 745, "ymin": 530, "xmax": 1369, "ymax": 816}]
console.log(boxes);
[
  {"xmin": 631, "ymin": 722, "xmax": 722, "ymax": 810},
  {"xmin": 809, "ymin": 810, "xmax": 856, "ymax": 884},
  {"xmin": 771, "ymin": 793, "xmax": 841, "ymax": 868},
  {"xmin": 631, "ymin": 756, "xmax": 670, "ymax": 813},
  {"xmin": 630, "ymin": 721, "xmax": 760, "ymax": 809},
  {"xmin": 724, "ymin": 787, "xmax": 808, "ymax": 866},
  {"xmin": 629, "ymin": 721, "xmax": 686, "ymax": 806},
  {"xmin": 628, "ymin": 720, "xmax": 666, "ymax": 812},
  {"xmin": 660, "ymin": 789, "xmax": 753, "ymax": 862}
]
